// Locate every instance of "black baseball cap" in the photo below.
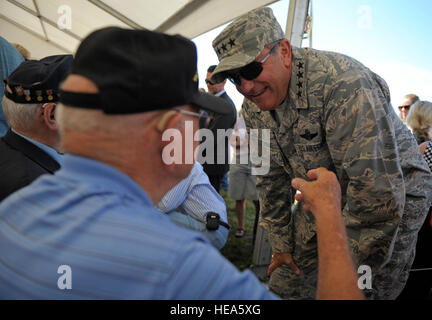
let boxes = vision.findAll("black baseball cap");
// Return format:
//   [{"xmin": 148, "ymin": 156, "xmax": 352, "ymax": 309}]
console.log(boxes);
[
  {"xmin": 59, "ymin": 27, "xmax": 232, "ymax": 115},
  {"xmin": 4, "ymin": 54, "xmax": 72, "ymax": 104}
]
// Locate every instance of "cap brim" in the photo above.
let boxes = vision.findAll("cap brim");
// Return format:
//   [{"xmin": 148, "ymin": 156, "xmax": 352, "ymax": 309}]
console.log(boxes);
[
  {"xmin": 210, "ymin": 50, "xmax": 261, "ymax": 83},
  {"xmin": 190, "ymin": 91, "xmax": 233, "ymax": 115}
]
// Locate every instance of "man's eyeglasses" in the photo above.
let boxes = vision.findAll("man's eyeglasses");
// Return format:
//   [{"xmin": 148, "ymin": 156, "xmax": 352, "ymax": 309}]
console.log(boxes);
[
  {"xmin": 205, "ymin": 79, "xmax": 215, "ymax": 85},
  {"xmin": 157, "ymin": 108, "xmax": 213, "ymax": 132},
  {"xmin": 176, "ymin": 109, "xmax": 213, "ymax": 128},
  {"xmin": 225, "ymin": 41, "xmax": 280, "ymax": 86},
  {"xmin": 398, "ymin": 105, "xmax": 411, "ymax": 111}
]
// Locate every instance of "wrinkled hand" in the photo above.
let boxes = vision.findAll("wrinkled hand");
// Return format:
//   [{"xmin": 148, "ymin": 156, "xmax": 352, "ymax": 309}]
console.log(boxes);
[
  {"xmin": 267, "ymin": 252, "xmax": 300, "ymax": 276},
  {"xmin": 291, "ymin": 167, "xmax": 341, "ymax": 216}
]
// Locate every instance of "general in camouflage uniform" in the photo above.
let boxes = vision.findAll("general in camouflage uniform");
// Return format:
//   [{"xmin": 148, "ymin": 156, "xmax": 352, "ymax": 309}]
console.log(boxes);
[{"xmin": 211, "ymin": 7, "xmax": 432, "ymax": 299}]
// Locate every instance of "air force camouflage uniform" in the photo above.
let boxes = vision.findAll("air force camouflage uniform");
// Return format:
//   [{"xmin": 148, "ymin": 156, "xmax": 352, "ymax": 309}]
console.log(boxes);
[{"xmin": 211, "ymin": 7, "xmax": 432, "ymax": 299}]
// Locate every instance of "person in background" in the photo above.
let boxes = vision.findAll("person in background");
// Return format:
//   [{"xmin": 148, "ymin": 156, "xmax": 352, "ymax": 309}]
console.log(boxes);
[
  {"xmin": 0, "ymin": 36, "xmax": 24, "ymax": 136},
  {"xmin": 220, "ymin": 170, "xmax": 229, "ymax": 191},
  {"xmin": 397, "ymin": 126, "xmax": 432, "ymax": 300},
  {"xmin": 228, "ymin": 111, "xmax": 259, "ymax": 238},
  {"xmin": 158, "ymin": 161, "xmax": 230, "ymax": 249},
  {"xmin": 406, "ymin": 100, "xmax": 432, "ymax": 144},
  {"xmin": 399, "ymin": 93, "xmax": 419, "ymax": 123},
  {"xmin": 200, "ymin": 65, "xmax": 237, "ymax": 193},
  {"xmin": 0, "ymin": 55, "xmax": 72, "ymax": 201}
]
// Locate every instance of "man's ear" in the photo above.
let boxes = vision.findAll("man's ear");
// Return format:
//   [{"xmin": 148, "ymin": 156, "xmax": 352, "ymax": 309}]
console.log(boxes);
[
  {"xmin": 157, "ymin": 111, "xmax": 184, "ymax": 171},
  {"xmin": 278, "ymin": 39, "xmax": 292, "ymax": 68},
  {"xmin": 156, "ymin": 110, "xmax": 181, "ymax": 133},
  {"xmin": 42, "ymin": 103, "xmax": 58, "ymax": 130}
]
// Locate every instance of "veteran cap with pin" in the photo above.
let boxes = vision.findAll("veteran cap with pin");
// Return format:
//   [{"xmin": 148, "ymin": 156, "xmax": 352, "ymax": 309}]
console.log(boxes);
[
  {"xmin": 211, "ymin": 7, "xmax": 285, "ymax": 83},
  {"xmin": 4, "ymin": 54, "xmax": 73, "ymax": 104}
]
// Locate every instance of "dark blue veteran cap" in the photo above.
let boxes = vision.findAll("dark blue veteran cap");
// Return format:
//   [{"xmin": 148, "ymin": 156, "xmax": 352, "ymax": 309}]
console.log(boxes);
[
  {"xmin": 4, "ymin": 54, "xmax": 73, "ymax": 104},
  {"xmin": 59, "ymin": 27, "xmax": 233, "ymax": 115}
]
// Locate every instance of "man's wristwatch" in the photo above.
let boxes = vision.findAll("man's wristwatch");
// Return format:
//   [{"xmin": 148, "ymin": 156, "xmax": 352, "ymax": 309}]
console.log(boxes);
[{"xmin": 206, "ymin": 212, "xmax": 231, "ymax": 231}]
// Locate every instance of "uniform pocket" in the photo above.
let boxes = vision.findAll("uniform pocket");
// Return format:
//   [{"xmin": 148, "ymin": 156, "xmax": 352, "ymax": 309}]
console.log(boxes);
[{"xmin": 294, "ymin": 141, "xmax": 333, "ymax": 171}]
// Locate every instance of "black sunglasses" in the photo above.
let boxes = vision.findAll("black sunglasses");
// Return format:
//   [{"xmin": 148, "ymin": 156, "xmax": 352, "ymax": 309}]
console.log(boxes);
[
  {"xmin": 205, "ymin": 79, "xmax": 215, "ymax": 85},
  {"xmin": 225, "ymin": 42, "xmax": 280, "ymax": 86},
  {"xmin": 398, "ymin": 105, "xmax": 411, "ymax": 111}
]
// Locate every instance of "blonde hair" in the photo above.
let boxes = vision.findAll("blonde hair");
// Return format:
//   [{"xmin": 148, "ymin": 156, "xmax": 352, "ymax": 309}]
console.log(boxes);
[{"xmin": 406, "ymin": 100, "xmax": 432, "ymax": 142}]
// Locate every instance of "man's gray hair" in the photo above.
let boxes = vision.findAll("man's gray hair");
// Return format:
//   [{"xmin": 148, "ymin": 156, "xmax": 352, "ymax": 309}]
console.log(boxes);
[
  {"xmin": 2, "ymin": 96, "xmax": 42, "ymax": 130},
  {"xmin": 56, "ymin": 103, "xmax": 151, "ymax": 138}
]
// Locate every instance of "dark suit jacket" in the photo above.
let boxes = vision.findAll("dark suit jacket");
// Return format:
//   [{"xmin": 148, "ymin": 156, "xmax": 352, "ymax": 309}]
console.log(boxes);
[
  {"xmin": 0, "ymin": 129, "xmax": 60, "ymax": 201},
  {"xmin": 202, "ymin": 91, "xmax": 237, "ymax": 177}
]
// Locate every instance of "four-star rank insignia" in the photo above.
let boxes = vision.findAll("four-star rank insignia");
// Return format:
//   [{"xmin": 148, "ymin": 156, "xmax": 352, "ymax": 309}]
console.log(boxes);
[{"xmin": 296, "ymin": 60, "xmax": 304, "ymax": 99}]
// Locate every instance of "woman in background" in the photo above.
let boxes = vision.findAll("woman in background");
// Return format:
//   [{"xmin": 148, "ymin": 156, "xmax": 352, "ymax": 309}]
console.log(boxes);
[
  {"xmin": 406, "ymin": 100, "xmax": 432, "ymax": 144},
  {"xmin": 397, "ymin": 112, "xmax": 432, "ymax": 299}
]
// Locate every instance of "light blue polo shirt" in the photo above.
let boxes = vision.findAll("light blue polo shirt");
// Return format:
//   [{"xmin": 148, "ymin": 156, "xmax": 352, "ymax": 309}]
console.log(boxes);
[{"xmin": 0, "ymin": 154, "xmax": 278, "ymax": 299}]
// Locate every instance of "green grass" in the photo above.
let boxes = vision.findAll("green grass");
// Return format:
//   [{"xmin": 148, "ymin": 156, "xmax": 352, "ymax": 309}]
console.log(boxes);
[{"xmin": 219, "ymin": 190, "xmax": 259, "ymax": 271}]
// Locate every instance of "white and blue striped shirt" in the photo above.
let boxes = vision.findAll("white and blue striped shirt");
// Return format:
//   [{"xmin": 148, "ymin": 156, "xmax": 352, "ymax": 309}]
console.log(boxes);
[{"xmin": 158, "ymin": 161, "xmax": 229, "ymax": 249}]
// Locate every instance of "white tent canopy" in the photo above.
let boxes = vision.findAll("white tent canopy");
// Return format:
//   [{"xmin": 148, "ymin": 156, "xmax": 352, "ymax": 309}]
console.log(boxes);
[{"xmin": 0, "ymin": 0, "xmax": 279, "ymax": 59}]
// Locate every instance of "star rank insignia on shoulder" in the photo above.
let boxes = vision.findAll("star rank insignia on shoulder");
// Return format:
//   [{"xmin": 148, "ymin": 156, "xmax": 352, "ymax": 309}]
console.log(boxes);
[{"xmin": 296, "ymin": 61, "xmax": 304, "ymax": 98}]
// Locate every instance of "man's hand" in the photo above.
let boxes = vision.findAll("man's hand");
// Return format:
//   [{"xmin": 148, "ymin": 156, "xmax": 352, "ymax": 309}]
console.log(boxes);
[
  {"xmin": 292, "ymin": 168, "xmax": 364, "ymax": 300},
  {"xmin": 267, "ymin": 252, "xmax": 300, "ymax": 276},
  {"xmin": 291, "ymin": 167, "xmax": 341, "ymax": 217}
]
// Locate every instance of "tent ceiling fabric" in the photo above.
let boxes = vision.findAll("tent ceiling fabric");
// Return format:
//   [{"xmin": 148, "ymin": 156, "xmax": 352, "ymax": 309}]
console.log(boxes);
[{"xmin": 0, "ymin": 0, "xmax": 278, "ymax": 58}]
